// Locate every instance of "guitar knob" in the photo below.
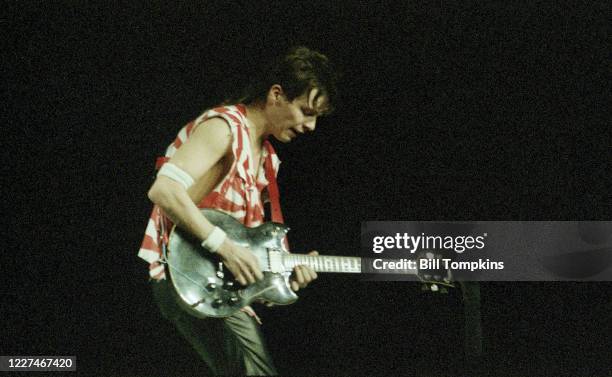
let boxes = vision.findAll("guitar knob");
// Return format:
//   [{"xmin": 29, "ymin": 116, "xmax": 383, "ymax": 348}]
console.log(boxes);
[
  {"xmin": 228, "ymin": 296, "xmax": 240, "ymax": 305},
  {"xmin": 212, "ymin": 298, "xmax": 224, "ymax": 308},
  {"xmin": 224, "ymin": 281, "xmax": 234, "ymax": 288},
  {"xmin": 206, "ymin": 283, "xmax": 217, "ymax": 291}
]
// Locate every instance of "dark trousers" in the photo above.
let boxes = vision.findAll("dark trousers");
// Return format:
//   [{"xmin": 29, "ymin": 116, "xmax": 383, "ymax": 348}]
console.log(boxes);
[{"xmin": 152, "ymin": 279, "xmax": 277, "ymax": 376}]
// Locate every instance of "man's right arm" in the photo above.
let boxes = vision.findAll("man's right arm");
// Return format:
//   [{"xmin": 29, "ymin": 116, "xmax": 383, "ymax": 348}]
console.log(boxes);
[{"xmin": 147, "ymin": 118, "xmax": 263, "ymax": 285}]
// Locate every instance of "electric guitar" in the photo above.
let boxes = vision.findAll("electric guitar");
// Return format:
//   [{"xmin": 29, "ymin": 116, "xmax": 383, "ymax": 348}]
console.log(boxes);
[{"xmin": 164, "ymin": 209, "xmax": 453, "ymax": 318}]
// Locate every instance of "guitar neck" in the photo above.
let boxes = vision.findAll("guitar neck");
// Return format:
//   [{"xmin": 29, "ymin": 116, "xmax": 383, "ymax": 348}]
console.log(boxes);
[
  {"xmin": 281, "ymin": 254, "xmax": 362, "ymax": 273},
  {"xmin": 280, "ymin": 255, "xmax": 419, "ymax": 276}
]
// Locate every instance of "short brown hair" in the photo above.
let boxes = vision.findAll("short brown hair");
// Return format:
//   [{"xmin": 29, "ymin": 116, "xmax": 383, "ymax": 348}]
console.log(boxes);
[{"xmin": 234, "ymin": 46, "xmax": 338, "ymax": 114}]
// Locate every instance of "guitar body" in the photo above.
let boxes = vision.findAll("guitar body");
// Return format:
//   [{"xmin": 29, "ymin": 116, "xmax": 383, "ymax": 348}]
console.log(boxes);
[{"xmin": 167, "ymin": 209, "xmax": 297, "ymax": 318}]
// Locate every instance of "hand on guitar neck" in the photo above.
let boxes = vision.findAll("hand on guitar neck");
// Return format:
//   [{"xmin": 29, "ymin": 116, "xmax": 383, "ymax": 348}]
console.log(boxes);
[{"xmin": 289, "ymin": 250, "xmax": 319, "ymax": 291}]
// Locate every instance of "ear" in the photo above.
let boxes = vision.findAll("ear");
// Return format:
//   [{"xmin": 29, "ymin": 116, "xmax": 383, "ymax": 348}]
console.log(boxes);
[
  {"xmin": 308, "ymin": 88, "xmax": 320, "ymax": 108},
  {"xmin": 267, "ymin": 84, "xmax": 285, "ymax": 104}
]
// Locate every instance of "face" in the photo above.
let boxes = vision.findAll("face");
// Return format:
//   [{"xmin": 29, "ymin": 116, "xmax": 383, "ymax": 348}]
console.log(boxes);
[{"xmin": 265, "ymin": 86, "xmax": 328, "ymax": 143}]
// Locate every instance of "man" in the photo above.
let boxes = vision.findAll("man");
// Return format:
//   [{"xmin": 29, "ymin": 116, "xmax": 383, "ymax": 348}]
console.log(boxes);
[{"xmin": 138, "ymin": 46, "xmax": 338, "ymax": 375}]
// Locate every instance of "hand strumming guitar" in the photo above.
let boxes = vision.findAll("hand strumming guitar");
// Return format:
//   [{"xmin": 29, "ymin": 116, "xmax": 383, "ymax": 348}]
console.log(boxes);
[{"xmin": 216, "ymin": 239, "xmax": 263, "ymax": 286}]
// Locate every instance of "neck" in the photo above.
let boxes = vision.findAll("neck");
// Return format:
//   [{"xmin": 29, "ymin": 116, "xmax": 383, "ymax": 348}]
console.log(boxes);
[{"xmin": 244, "ymin": 102, "xmax": 269, "ymax": 145}]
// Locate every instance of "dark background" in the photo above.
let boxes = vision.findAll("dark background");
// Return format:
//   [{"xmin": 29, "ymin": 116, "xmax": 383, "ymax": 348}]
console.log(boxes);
[{"xmin": 3, "ymin": 2, "xmax": 611, "ymax": 376}]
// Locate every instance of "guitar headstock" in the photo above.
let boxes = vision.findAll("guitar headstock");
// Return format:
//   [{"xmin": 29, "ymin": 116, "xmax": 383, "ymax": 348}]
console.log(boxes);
[{"xmin": 415, "ymin": 250, "xmax": 455, "ymax": 293}]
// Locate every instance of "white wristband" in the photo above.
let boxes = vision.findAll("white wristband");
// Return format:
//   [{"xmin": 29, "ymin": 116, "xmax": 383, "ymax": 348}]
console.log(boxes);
[{"xmin": 201, "ymin": 226, "xmax": 227, "ymax": 253}]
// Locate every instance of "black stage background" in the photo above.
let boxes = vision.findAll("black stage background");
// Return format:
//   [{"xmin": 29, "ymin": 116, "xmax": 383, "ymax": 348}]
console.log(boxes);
[{"xmin": 3, "ymin": 2, "xmax": 611, "ymax": 376}]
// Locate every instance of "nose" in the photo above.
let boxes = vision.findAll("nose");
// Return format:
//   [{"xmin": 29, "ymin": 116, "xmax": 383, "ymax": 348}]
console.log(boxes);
[{"xmin": 303, "ymin": 118, "xmax": 316, "ymax": 132}]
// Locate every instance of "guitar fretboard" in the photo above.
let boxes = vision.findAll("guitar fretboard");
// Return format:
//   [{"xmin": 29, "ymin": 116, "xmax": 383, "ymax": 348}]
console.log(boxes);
[
  {"xmin": 281, "ymin": 255, "xmax": 362, "ymax": 273},
  {"xmin": 280, "ymin": 255, "xmax": 419, "ymax": 276}
]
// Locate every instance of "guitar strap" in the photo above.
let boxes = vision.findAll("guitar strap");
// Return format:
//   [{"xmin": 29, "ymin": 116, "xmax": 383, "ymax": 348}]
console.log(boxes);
[
  {"xmin": 263, "ymin": 141, "xmax": 284, "ymax": 224},
  {"xmin": 263, "ymin": 140, "xmax": 290, "ymax": 251}
]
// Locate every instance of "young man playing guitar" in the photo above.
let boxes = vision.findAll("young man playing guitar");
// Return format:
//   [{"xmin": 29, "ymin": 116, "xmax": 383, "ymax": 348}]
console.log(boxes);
[{"xmin": 138, "ymin": 46, "xmax": 338, "ymax": 375}]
